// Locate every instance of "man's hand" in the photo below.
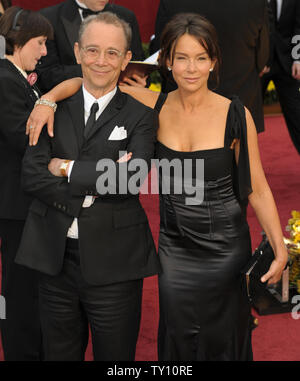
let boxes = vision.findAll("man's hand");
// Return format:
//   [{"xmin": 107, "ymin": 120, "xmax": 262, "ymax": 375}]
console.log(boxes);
[
  {"xmin": 259, "ymin": 66, "xmax": 270, "ymax": 77},
  {"xmin": 292, "ymin": 62, "xmax": 300, "ymax": 80},
  {"xmin": 117, "ymin": 152, "xmax": 132, "ymax": 163},
  {"xmin": 119, "ymin": 74, "xmax": 148, "ymax": 88},
  {"xmin": 48, "ymin": 158, "xmax": 68, "ymax": 177},
  {"xmin": 26, "ymin": 104, "xmax": 55, "ymax": 146}
]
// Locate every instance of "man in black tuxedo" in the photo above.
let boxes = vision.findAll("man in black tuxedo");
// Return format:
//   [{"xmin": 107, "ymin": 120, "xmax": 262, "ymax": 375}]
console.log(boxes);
[
  {"xmin": 151, "ymin": 0, "xmax": 270, "ymax": 133},
  {"xmin": 262, "ymin": 0, "xmax": 300, "ymax": 154},
  {"xmin": 16, "ymin": 12, "xmax": 160, "ymax": 361},
  {"xmin": 37, "ymin": 0, "xmax": 145, "ymax": 92}
]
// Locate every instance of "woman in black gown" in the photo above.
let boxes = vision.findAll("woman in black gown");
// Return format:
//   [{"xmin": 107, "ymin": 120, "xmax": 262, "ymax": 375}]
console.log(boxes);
[
  {"xmin": 125, "ymin": 13, "xmax": 287, "ymax": 361},
  {"xmin": 27, "ymin": 13, "xmax": 288, "ymax": 361}
]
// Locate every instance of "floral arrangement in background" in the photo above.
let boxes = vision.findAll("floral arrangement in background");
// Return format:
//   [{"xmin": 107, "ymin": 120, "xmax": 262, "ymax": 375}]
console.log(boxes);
[
  {"xmin": 263, "ymin": 80, "xmax": 279, "ymax": 105},
  {"xmin": 284, "ymin": 211, "xmax": 300, "ymax": 292}
]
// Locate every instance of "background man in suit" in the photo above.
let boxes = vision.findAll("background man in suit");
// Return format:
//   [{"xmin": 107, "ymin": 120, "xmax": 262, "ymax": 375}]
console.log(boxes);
[
  {"xmin": 16, "ymin": 12, "xmax": 160, "ymax": 361},
  {"xmin": 262, "ymin": 0, "xmax": 300, "ymax": 154},
  {"xmin": 37, "ymin": 0, "xmax": 145, "ymax": 92},
  {"xmin": 151, "ymin": 0, "xmax": 270, "ymax": 133}
]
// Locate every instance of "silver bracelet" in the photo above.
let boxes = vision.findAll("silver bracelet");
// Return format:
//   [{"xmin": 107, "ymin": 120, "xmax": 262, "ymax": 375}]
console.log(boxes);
[{"xmin": 35, "ymin": 98, "xmax": 57, "ymax": 112}]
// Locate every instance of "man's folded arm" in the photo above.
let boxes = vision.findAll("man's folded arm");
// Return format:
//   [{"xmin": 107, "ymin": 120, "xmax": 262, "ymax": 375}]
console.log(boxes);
[
  {"xmin": 21, "ymin": 129, "xmax": 83, "ymax": 217},
  {"xmin": 69, "ymin": 110, "xmax": 157, "ymax": 197}
]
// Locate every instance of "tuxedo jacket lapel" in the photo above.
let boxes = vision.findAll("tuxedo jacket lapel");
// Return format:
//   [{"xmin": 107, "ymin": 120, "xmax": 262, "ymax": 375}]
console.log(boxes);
[
  {"xmin": 278, "ymin": 0, "xmax": 289, "ymax": 23},
  {"xmin": 86, "ymin": 88, "xmax": 125, "ymax": 141},
  {"xmin": 61, "ymin": 0, "xmax": 82, "ymax": 51},
  {"xmin": 67, "ymin": 89, "xmax": 85, "ymax": 153}
]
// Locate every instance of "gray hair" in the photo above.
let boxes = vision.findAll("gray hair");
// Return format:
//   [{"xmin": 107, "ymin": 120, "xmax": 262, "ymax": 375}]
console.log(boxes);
[{"xmin": 78, "ymin": 11, "xmax": 132, "ymax": 51}]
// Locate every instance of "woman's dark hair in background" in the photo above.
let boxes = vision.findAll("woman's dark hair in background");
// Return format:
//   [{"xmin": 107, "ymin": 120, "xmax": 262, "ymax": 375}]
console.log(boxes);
[
  {"xmin": 158, "ymin": 13, "xmax": 221, "ymax": 86},
  {"xmin": 1, "ymin": 0, "xmax": 12, "ymax": 10},
  {"xmin": 0, "ymin": 6, "xmax": 53, "ymax": 55}
]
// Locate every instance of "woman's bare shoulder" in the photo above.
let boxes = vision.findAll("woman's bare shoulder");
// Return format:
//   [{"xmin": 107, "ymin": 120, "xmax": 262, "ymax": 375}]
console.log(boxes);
[
  {"xmin": 119, "ymin": 85, "xmax": 160, "ymax": 109},
  {"xmin": 210, "ymin": 92, "xmax": 231, "ymax": 108}
]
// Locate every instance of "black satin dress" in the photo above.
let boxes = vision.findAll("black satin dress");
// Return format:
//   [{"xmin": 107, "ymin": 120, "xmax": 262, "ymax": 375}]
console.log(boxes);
[{"xmin": 155, "ymin": 94, "xmax": 253, "ymax": 361}]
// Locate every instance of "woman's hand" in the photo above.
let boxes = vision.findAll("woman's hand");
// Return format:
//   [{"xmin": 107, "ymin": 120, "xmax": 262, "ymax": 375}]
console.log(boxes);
[
  {"xmin": 26, "ymin": 104, "xmax": 55, "ymax": 146},
  {"xmin": 261, "ymin": 249, "xmax": 288, "ymax": 285}
]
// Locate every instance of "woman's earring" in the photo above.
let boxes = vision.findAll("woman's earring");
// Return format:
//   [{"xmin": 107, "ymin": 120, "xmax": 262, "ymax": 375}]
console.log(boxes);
[
  {"xmin": 168, "ymin": 66, "xmax": 172, "ymax": 71},
  {"xmin": 209, "ymin": 68, "xmax": 213, "ymax": 72}
]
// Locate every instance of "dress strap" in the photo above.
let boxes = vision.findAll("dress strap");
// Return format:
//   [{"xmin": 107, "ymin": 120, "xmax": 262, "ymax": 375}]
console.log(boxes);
[
  {"xmin": 154, "ymin": 92, "xmax": 168, "ymax": 113},
  {"xmin": 226, "ymin": 96, "xmax": 252, "ymax": 204}
]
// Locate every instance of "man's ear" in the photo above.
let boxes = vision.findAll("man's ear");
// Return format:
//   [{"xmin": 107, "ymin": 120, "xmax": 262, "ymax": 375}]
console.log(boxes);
[
  {"xmin": 121, "ymin": 50, "xmax": 132, "ymax": 71},
  {"xmin": 74, "ymin": 42, "xmax": 81, "ymax": 65}
]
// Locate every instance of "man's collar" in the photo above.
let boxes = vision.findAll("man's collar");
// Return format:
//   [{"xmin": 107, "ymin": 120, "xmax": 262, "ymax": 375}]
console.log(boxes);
[
  {"xmin": 75, "ymin": 0, "xmax": 88, "ymax": 9},
  {"xmin": 82, "ymin": 85, "xmax": 117, "ymax": 115}
]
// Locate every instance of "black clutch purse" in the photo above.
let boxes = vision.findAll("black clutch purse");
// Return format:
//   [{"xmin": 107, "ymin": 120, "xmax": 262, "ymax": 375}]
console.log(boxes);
[{"xmin": 241, "ymin": 233, "xmax": 275, "ymax": 302}]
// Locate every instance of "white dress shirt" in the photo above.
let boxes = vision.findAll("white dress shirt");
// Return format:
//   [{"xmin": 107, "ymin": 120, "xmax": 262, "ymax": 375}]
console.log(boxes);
[
  {"xmin": 276, "ymin": 0, "xmax": 283, "ymax": 20},
  {"xmin": 268, "ymin": 0, "xmax": 282, "ymax": 20},
  {"xmin": 67, "ymin": 85, "xmax": 117, "ymax": 239},
  {"xmin": 75, "ymin": 0, "xmax": 87, "ymax": 21}
]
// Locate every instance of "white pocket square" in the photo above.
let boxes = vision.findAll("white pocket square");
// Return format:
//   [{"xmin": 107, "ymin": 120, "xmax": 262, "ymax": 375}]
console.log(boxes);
[{"xmin": 108, "ymin": 126, "xmax": 127, "ymax": 140}]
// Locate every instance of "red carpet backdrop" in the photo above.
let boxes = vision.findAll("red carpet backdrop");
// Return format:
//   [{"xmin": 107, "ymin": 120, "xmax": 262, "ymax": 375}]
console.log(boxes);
[{"xmin": 11, "ymin": 0, "xmax": 160, "ymax": 42}]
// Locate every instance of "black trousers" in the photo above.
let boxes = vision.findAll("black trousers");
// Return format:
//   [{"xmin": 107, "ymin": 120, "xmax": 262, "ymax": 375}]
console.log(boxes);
[
  {"xmin": 39, "ymin": 239, "xmax": 143, "ymax": 361},
  {"xmin": 0, "ymin": 219, "xmax": 43, "ymax": 361},
  {"xmin": 261, "ymin": 59, "xmax": 300, "ymax": 154}
]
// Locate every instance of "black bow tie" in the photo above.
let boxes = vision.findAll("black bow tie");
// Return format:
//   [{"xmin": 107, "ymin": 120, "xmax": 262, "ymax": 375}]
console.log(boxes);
[{"xmin": 77, "ymin": 5, "xmax": 100, "ymax": 19}]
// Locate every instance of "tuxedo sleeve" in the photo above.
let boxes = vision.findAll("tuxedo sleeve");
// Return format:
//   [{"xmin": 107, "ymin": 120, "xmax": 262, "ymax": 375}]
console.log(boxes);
[
  {"xmin": 36, "ymin": 38, "xmax": 82, "ymax": 93},
  {"xmin": 0, "ymin": 76, "xmax": 29, "ymax": 155},
  {"xmin": 255, "ymin": 0, "xmax": 270, "ymax": 71},
  {"xmin": 69, "ymin": 109, "xmax": 157, "ymax": 197},
  {"xmin": 150, "ymin": 0, "xmax": 169, "ymax": 54},
  {"xmin": 128, "ymin": 12, "xmax": 145, "ymax": 61},
  {"xmin": 21, "ymin": 129, "xmax": 82, "ymax": 217},
  {"xmin": 266, "ymin": 0, "xmax": 275, "ymax": 67}
]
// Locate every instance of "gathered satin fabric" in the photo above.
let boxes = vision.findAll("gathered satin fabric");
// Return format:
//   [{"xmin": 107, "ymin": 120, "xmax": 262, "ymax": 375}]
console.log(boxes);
[{"xmin": 155, "ymin": 95, "xmax": 253, "ymax": 361}]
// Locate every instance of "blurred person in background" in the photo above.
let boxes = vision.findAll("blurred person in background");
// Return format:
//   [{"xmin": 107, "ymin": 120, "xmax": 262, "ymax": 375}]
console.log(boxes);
[
  {"xmin": 261, "ymin": 0, "xmax": 300, "ymax": 154},
  {"xmin": 36, "ymin": 0, "xmax": 146, "ymax": 93},
  {"xmin": 0, "ymin": 6, "xmax": 82, "ymax": 360}
]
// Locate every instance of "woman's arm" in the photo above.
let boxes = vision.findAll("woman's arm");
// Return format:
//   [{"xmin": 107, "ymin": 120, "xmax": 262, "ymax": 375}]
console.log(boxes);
[
  {"xmin": 27, "ymin": 81, "xmax": 159, "ymax": 146},
  {"xmin": 27, "ymin": 77, "xmax": 83, "ymax": 145},
  {"xmin": 238, "ymin": 109, "xmax": 288, "ymax": 284},
  {"xmin": 41, "ymin": 77, "xmax": 83, "ymax": 103},
  {"xmin": 119, "ymin": 85, "xmax": 160, "ymax": 109}
]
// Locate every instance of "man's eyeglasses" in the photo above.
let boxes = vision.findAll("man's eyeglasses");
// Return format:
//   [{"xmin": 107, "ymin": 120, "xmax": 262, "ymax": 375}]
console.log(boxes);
[{"xmin": 81, "ymin": 46, "xmax": 124, "ymax": 62}]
